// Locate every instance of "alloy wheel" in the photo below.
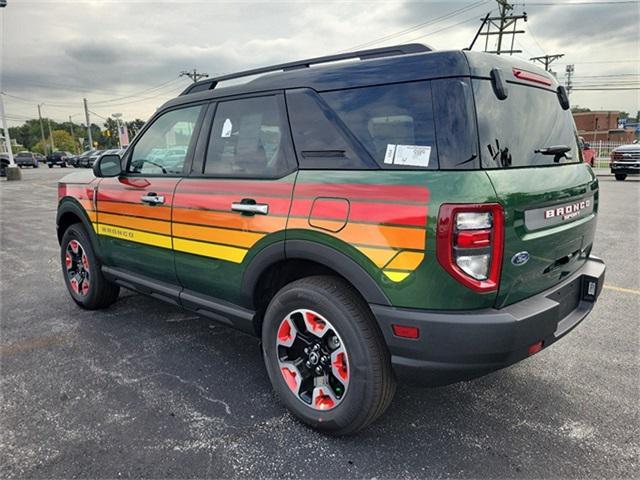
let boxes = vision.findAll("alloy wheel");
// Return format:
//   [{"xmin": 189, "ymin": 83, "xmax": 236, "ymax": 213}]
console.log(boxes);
[
  {"xmin": 65, "ymin": 239, "xmax": 91, "ymax": 297},
  {"xmin": 276, "ymin": 309, "xmax": 349, "ymax": 411}
]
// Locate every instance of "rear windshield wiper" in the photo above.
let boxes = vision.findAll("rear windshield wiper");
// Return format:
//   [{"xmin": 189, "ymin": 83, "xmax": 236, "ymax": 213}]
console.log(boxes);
[{"xmin": 534, "ymin": 145, "xmax": 571, "ymax": 163}]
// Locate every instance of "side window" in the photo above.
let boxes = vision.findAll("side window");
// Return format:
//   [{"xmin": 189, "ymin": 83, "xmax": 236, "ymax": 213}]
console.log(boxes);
[
  {"xmin": 203, "ymin": 96, "xmax": 290, "ymax": 177},
  {"xmin": 321, "ymin": 81, "xmax": 438, "ymax": 169},
  {"xmin": 128, "ymin": 105, "xmax": 202, "ymax": 175}
]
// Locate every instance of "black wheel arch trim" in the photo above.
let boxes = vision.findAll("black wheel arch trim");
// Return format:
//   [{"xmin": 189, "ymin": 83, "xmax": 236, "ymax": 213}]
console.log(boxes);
[
  {"xmin": 56, "ymin": 197, "xmax": 101, "ymax": 259},
  {"xmin": 241, "ymin": 240, "xmax": 391, "ymax": 308}
]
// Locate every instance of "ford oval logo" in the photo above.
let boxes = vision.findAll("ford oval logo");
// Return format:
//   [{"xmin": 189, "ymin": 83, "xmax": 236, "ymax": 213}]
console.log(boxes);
[{"xmin": 511, "ymin": 251, "xmax": 530, "ymax": 266}]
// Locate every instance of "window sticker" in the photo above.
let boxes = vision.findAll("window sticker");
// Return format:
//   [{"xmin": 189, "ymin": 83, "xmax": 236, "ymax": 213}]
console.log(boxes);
[
  {"xmin": 221, "ymin": 118, "xmax": 233, "ymax": 138},
  {"xmin": 384, "ymin": 144, "xmax": 396, "ymax": 164},
  {"xmin": 384, "ymin": 144, "xmax": 431, "ymax": 167}
]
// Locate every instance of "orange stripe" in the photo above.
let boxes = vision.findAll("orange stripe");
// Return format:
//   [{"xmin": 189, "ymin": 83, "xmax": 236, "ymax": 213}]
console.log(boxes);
[
  {"xmin": 173, "ymin": 207, "xmax": 286, "ymax": 233},
  {"xmin": 287, "ymin": 218, "xmax": 425, "ymax": 250},
  {"xmin": 98, "ymin": 212, "xmax": 171, "ymax": 235},
  {"xmin": 98, "ymin": 201, "xmax": 172, "ymax": 221},
  {"xmin": 173, "ymin": 223, "xmax": 265, "ymax": 248},
  {"xmin": 355, "ymin": 247, "xmax": 398, "ymax": 268},
  {"xmin": 87, "ymin": 211, "xmax": 97, "ymax": 223}
]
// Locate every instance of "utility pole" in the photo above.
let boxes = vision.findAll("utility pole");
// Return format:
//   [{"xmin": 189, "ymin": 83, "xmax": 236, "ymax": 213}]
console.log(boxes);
[
  {"xmin": 37, "ymin": 103, "xmax": 47, "ymax": 154},
  {"xmin": 47, "ymin": 117, "xmax": 56, "ymax": 152},
  {"xmin": 565, "ymin": 64, "xmax": 575, "ymax": 94},
  {"xmin": 179, "ymin": 69, "xmax": 209, "ymax": 83},
  {"xmin": 68, "ymin": 115, "xmax": 77, "ymax": 153},
  {"xmin": 83, "ymin": 98, "xmax": 93, "ymax": 149},
  {"xmin": 478, "ymin": 0, "xmax": 527, "ymax": 55},
  {"xmin": 530, "ymin": 54, "xmax": 564, "ymax": 72}
]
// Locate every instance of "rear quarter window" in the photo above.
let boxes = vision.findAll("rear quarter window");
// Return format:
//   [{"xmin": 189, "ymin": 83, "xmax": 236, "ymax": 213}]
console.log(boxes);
[{"xmin": 321, "ymin": 81, "xmax": 439, "ymax": 169}]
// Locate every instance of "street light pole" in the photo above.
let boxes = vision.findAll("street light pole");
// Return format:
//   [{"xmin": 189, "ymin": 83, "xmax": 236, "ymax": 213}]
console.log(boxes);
[
  {"xmin": 47, "ymin": 116, "xmax": 56, "ymax": 152},
  {"xmin": 112, "ymin": 112, "xmax": 123, "ymax": 148}
]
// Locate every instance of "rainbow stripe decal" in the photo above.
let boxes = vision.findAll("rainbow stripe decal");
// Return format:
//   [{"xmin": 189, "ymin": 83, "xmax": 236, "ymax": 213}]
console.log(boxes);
[{"xmin": 62, "ymin": 179, "xmax": 429, "ymax": 283}]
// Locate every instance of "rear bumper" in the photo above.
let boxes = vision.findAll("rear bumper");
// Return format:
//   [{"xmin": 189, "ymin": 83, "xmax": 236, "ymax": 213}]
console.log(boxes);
[{"xmin": 370, "ymin": 256, "xmax": 605, "ymax": 386}]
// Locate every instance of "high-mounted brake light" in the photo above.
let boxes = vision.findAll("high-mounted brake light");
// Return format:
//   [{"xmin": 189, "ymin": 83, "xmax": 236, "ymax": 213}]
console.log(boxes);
[
  {"xmin": 436, "ymin": 204, "xmax": 504, "ymax": 292},
  {"xmin": 512, "ymin": 67, "xmax": 552, "ymax": 87}
]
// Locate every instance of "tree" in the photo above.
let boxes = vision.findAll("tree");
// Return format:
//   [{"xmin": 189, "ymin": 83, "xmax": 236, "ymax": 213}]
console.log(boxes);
[
  {"xmin": 571, "ymin": 106, "xmax": 591, "ymax": 113},
  {"xmin": 48, "ymin": 130, "xmax": 76, "ymax": 152}
]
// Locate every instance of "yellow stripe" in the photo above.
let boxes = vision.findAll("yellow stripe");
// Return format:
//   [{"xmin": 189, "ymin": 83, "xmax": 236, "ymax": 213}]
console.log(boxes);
[
  {"xmin": 96, "ymin": 223, "xmax": 172, "ymax": 249},
  {"xmin": 173, "ymin": 238, "xmax": 248, "ymax": 263},
  {"xmin": 355, "ymin": 246, "xmax": 399, "ymax": 268},
  {"xmin": 383, "ymin": 271, "xmax": 411, "ymax": 282},
  {"xmin": 385, "ymin": 251, "xmax": 424, "ymax": 270},
  {"xmin": 173, "ymin": 222, "xmax": 264, "ymax": 249},
  {"xmin": 604, "ymin": 285, "xmax": 640, "ymax": 295}
]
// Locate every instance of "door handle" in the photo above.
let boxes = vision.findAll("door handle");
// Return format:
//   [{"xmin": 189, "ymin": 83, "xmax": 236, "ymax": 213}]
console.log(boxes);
[
  {"xmin": 141, "ymin": 193, "xmax": 165, "ymax": 205},
  {"xmin": 231, "ymin": 201, "xmax": 269, "ymax": 215}
]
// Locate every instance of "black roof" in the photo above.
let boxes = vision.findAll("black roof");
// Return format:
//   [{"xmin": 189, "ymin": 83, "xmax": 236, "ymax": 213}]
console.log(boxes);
[{"xmin": 161, "ymin": 44, "xmax": 558, "ymax": 111}]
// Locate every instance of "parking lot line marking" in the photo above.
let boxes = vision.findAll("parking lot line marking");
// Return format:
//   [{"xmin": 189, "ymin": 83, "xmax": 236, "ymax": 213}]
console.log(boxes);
[{"xmin": 604, "ymin": 285, "xmax": 640, "ymax": 296}]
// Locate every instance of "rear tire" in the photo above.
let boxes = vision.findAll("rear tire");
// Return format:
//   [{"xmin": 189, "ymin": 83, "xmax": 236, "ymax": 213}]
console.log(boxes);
[
  {"xmin": 615, "ymin": 173, "xmax": 627, "ymax": 181},
  {"xmin": 262, "ymin": 275, "xmax": 396, "ymax": 435},
  {"xmin": 61, "ymin": 224, "xmax": 120, "ymax": 309}
]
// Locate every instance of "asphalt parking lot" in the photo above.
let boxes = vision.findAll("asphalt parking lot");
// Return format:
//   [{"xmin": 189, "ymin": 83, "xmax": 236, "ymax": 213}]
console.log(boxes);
[{"xmin": 1, "ymin": 167, "xmax": 638, "ymax": 479}]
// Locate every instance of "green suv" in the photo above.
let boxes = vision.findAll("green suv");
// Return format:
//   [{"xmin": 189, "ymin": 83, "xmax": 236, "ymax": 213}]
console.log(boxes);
[{"xmin": 57, "ymin": 44, "xmax": 605, "ymax": 434}]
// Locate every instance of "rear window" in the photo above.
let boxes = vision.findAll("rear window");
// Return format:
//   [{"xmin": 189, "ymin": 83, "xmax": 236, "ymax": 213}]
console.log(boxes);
[
  {"xmin": 16, "ymin": 153, "xmax": 31, "ymax": 157},
  {"xmin": 321, "ymin": 82, "xmax": 438, "ymax": 170},
  {"xmin": 473, "ymin": 79, "xmax": 580, "ymax": 168}
]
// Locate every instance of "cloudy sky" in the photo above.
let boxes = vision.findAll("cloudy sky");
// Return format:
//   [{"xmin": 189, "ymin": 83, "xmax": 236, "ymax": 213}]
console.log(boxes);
[{"xmin": 1, "ymin": 0, "xmax": 639, "ymax": 127}]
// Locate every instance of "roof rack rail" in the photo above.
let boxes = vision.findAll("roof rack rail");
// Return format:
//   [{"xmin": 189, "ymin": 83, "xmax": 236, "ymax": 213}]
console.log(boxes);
[{"xmin": 180, "ymin": 43, "xmax": 431, "ymax": 96}]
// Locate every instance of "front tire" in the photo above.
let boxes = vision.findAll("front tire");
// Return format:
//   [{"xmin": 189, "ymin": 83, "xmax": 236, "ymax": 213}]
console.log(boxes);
[
  {"xmin": 615, "ymin": 173, "xmax": 627, "ymax": 181},
  {"xmin": 61, "ymin": 224, "xmax": 120, "ymax": 309},
  {"xmin": 262, "ymin": 276, "xmax": 396, "ymax": 435}
]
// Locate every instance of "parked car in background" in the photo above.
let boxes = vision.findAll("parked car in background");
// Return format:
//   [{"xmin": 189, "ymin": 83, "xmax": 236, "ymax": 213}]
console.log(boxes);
[
  {"xmin": 610, "ymin": 142, "xmax": 640, "ymax": 180},
  {"xmin": 579, "ymin": 137, "xmax": 596, "ymax": 167},
  {"xmin": 15, "ymin": 151, "xmax": 39, "ymax": 168},
  {"xmin": 35, "ymin": 153, "xmax": 46, "ymax": 165},
  {"xmin": 80, "ymin": 150, "xmax": 104, "ymax": 168},
  {"xmin": 0, "ymin": 153, "xmax": 10, "ymax": 177},
  {"xmin": 74, "ymin": 150, "xmax": 94, "ymax": 168},
  {"xmin": 66, "ymin": 153, "xmax": 80, "ymax": 168},
  {"xmin": 47, "ymin": 151, "xmax": 73, "ymax": 168}
]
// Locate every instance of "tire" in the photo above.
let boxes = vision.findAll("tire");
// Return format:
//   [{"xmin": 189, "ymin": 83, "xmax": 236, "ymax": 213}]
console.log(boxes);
[
  {"xmin": 615, "ymin": 174, "xmax": 627, "ymax": 181},
  {"xmin": 60, "ymin": 224, "xmax": 120, "ymax": 309},
  {"xmin": 48, "ymin": 164, "xmax": 53, "ymax": 168},
  {"xmin": 262, "ymin": 275, "xmax": 396, "ymax": 435}
]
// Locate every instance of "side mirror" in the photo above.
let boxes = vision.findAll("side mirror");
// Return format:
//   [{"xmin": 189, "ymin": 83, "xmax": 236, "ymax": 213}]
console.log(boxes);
[{"xmin": 93, "ymin": 154, "xmax": 122, "ymax": 177}]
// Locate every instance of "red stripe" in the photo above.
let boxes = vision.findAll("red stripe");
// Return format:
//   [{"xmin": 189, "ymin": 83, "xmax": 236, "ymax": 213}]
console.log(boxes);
[
  {"xmin": 97, "ymin": 189, "xmax": 175, "ymax": 204},
  {"xmin": 174, "ymin": 193, "xmax": 292, "ymax": 215},
  {"xmin": 291, "ymin": 199, "xmax": 427, "ymax": 227},
  {"xmin": 99, "ymin": 178, "xmax": 179, "ymax": 191},
  {"xmin": 178, "ymin": 179, "xmax": 294, "ymax": 197},
  {"xmin": 294, "ymin": 183, "xmax": 429, "ymax": 203}
]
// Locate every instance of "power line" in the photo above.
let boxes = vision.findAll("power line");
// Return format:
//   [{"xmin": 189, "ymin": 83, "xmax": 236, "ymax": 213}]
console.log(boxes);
[
  {"xmin": 342, "ymin": 0, "xmax": 489, "ymax": 51},
  {"xmin": 179, "ymin": 69, "xmax": 209, "ymax": 83},
  {"xmin": 404, "ymin": 11, "xmax": 489, "ymax": 43},
  {"xmin": 526, "ymin": 1, "xmax": 638, "ymax": 5},
  {"xmin": 477, "ymin": 0, "xmax": 528, "ymax": 55}
]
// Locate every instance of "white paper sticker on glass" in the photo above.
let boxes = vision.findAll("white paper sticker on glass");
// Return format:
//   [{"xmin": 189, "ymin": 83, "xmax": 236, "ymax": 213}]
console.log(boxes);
[{"xmin": 384, "ymin": 144, "xmax": 431, "ymax": 168}]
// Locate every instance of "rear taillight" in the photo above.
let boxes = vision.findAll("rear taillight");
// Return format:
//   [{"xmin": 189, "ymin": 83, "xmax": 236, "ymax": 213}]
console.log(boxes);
[{"xmin": 436, "ymin": 204, "xmax": 504, "ymax": 292}]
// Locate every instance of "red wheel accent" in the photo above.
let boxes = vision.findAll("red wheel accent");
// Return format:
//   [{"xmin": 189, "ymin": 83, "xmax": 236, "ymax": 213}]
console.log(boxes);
[
  {"xmin": 332, "ymin": 351, "xmax": 348, "ymax": 382},
  {"xmin": 277, "ymin": 317, "xmax": 296, "ymax": 347},
  {"xmin": 303, "ymin": 310, "xmax": 328, "ymax": 337},
  {"xmin": 70, "ymin": 278, "xmax": 79, "ymax": 293},
  {"xmin": 65, "ymin": 253, "xmax": 72, "ymax": 270},
  {"xmin": 281, "ymin": 366, "xmax": 299, "ymax": 393},
  {"xmin": 69, "ymin": 240, "xmax": 79, "ymax": 253},
  {"xmin": 81, "ymin": 279, "xmax": 90, "ymax": 296},
  {"xmin": 312, "ymin": 387, "xmax": 336, "ymax": 410},
  {"xmin": 82, "ymin": 253, "xmax": 90, "ymax": 271}
]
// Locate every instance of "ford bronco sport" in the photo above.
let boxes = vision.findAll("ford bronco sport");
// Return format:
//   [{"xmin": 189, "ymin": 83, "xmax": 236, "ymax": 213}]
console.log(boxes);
[{"xmin": 57, "ymin": 44, "xmax": 605, "ymax": 434}]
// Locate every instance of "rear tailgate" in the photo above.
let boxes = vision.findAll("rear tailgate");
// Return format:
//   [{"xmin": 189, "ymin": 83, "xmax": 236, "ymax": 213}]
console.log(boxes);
[
  {"xmin": 470, "ymin": 65, "xmax": 598, "ymax": 307},
  {"xmin": 486, "ymin": 165, "xmax": 597, "ymax": 307}
]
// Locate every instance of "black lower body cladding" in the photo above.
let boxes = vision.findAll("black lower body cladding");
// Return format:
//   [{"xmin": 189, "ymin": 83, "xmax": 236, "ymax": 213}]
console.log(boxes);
[{"xmin": 370, "ymin": 257, "xmax": 606, "ymax": 386}]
